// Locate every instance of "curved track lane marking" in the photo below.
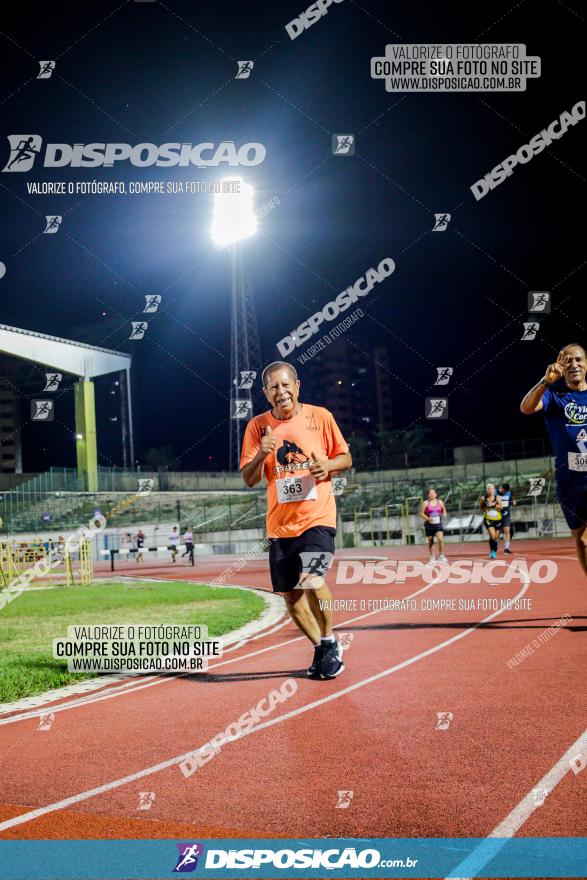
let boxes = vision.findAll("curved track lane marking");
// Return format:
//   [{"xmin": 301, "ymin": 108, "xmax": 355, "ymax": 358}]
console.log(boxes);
[{"xmin": 0, "ymin": 574, "xmax": 529, "ymax": 832}]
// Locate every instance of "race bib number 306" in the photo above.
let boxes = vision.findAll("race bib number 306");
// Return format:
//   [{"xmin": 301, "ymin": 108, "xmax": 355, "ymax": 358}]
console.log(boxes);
[
  {"xmin": 276, "ymin": 475, "xmax": 318, "ymax": 504},
  {"xmin": 568, "ymin": 452, "xmax": 587, "ymax": 472}
]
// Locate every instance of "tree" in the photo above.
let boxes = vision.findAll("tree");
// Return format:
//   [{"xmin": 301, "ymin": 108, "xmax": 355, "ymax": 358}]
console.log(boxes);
[
  {"xmin": 374, "ymin": 425, "xmax": 447, "ymax": 469},
  {"xmin": 347, "ymin": 434, "xmax": 372, "ymax": 470},
  {"xmin": 142, "ymin": 445, "xmax": 176, "ymax": 471}
]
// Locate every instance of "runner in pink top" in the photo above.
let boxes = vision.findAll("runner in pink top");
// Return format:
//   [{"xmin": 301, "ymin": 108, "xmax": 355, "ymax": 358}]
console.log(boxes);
[{"xmin": 420, "ymin": 487, "xmax": 448, "ymax": 563}]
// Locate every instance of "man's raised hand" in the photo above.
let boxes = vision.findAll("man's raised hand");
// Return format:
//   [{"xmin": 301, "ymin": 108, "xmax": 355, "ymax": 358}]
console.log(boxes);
[
  {"xmin": 260, "ymin": 425, "xmax": 276, "ymax": 456},
  {"xmin": 544, "ymin": 351, "xmax": 565, "ymax": 385}
]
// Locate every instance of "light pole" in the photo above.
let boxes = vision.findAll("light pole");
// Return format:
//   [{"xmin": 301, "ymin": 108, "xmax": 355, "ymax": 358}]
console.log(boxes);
[{"xmin": 212, "ymin": 178, "xmax": 262, "ymax": 471}]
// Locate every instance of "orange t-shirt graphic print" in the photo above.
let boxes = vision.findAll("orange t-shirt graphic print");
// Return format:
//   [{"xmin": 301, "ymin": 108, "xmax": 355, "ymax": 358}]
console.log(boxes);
[{"xmin": 240, "ymin": 404, "xmax": 349, "ymax": 538}]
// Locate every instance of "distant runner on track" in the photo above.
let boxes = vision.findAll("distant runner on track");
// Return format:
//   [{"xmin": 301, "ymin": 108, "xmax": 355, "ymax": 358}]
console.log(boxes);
[
  {"xmin": 240, "ymin": 361, "xmax": 352, "ymax": 680},
  {"xmin": 521, "ymin": 344, "xmax": 587, "ymax": 579},
  {"xmin": 497, "ymin": 483, "xmax": 516, "ymax": 554},
  {"xmin": 480, "ymin": 483, "xmax": 502, "ymax": 559},
  {"xmin": 420, "ymin": 487, "xmax": 448, "ymax": 563}
]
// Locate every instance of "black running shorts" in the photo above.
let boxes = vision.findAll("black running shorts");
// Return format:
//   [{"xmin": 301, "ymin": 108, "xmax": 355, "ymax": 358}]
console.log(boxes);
[{"xmin": 268, "ymin": 526, "xmax": 336, "ymax": 593}]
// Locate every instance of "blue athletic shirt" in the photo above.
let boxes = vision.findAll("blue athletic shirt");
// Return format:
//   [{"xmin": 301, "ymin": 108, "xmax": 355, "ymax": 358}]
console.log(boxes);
[
  {"xmin": 542, "ymin": 384, "xmax": 587, "ymax": 489},
  {"xmin": 498, "ymin": 489, "xmax": 512, "ymax": 513}
]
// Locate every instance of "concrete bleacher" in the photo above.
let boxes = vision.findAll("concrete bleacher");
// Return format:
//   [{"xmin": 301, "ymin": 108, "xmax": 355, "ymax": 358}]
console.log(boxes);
[
  {"xmin": 1, "ymin": 488, "xmax": 259, "ymax": 534},
  {"xmin": 1, "ymin": 455, "xmax": 560, "ymax": 553}
]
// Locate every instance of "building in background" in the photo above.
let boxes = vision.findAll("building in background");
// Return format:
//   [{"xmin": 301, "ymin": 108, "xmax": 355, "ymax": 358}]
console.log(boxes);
[
  {"xmin": 0, "ymin": 355, "xmax": 28, "ymax": 473},
  {"xmin": 298, "ymin": 338, "xmax": 392, "ymax": 436}
]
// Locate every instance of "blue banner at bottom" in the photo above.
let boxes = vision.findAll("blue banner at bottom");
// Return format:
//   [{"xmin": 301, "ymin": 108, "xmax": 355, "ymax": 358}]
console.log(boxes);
[{"xmin": 0, "ymin": 837, "xmax": 585, "ymax": 879}]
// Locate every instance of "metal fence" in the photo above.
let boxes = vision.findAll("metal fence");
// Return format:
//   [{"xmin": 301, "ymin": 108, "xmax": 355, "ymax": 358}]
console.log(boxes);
[{"xmin": 0, "ymin": 458, "xmax": 558, "ymax": 542}]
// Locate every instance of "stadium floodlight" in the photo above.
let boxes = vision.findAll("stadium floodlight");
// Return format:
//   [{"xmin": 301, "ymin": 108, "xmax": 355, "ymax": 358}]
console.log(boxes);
[
  {"xmin": 211, "ymin": 177, "xmax": 257, "ymax": 247},
  {"xmin": 210, "ymin": 177, "xmax": 261, "ymax": 469}
]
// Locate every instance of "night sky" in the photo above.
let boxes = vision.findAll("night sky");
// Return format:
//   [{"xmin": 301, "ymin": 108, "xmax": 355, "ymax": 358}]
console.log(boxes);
[{"xmin": 0, "ymin": 0, "xmax": 584, "ymax": 471}]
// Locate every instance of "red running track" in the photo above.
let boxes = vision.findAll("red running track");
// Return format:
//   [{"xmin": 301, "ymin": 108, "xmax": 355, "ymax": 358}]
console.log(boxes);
[{"xmin": 0, "ymin": 539, "xmax": 585, "ymax": 845}]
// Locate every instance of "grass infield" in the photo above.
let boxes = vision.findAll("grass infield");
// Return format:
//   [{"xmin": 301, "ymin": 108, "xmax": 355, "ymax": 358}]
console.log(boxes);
[{"xmin": 0, "ymin": 579, "xmax": 265, "ymax": 703}]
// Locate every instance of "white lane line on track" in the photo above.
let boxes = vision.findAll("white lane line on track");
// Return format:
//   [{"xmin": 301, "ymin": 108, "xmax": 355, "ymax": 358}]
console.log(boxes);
[
  {"xmin": 542, "ymin": 555, "xmax": 577, "ymax": 560},
  {"xmin": 446, "ymin": 725, "xmax": 587, "ymax": 879},
  {"xmin": 0, "ymin": 577, "xmax": 441, "ymax": 726},
  {"xmin": 0, "ymin": 574, "xmax": 529, "ymax": 832}
]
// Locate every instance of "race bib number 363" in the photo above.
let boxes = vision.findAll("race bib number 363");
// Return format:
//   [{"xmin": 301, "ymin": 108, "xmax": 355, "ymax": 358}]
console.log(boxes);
[{"xmin": 276, "ymin": 475, "xmax": 318, "ymax": 504}]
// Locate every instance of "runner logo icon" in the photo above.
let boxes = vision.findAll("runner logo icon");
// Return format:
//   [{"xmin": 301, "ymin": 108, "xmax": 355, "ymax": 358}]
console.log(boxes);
[
  {"xmin": 300, "ymin": 551, "xmax": 334, "ymax": 577},
  {"xmin": 521, "ymin": 321, "xmax": 539, "ymax": 341},
  {"xmin": 43, "ymin": 215, "xmax": 62, "ymax": 234},
  {"xmin": 37, "ymin": 60, "xmax": 55, "ymax": 79},
  {"xmin": 3, "ymin": 135, "xmax": 42, "ymax": 172},
  {"xmin": 129, "ymin": 321, "xmax": 148, "ymax": 340},
  {"xmin": 232, "ymin": 399, "xmax": 252, "ymax": 419},
  {"xmin": 434, "ymin": 367, "xmax": 453, "ymax": 385},
  {"xmin": 238, "ymin": 371, "xmax": 256, "ymax": 389},
  {"xmin": 37, "ymin": 712, "xmax": 55, "ymax": 731},
  {"xmin": 143, "ymin": 295, "xmax": 161, "ymax": 313},
  {"xmin": 435, "ymin": 711, "xmax": 453, "ymax": 730},
  {"xmin": 43, "ymin": 372, "xmax": 62, "ymax": 392},
  {"xmin": 332, "ymin": 134, "xmax": 355, "ymax": 155},
  {"xmin": 432, "ymin": 213, "xmax": 451, "ymax": 231},
  {"xmin": 174, "ymin": 843, "xmax": 204, "ymax": 872},
  {"xmin": 331, "ymin": 476, "xmax": 347, "ymax": 495},
  {"xmin": 137, "ymin": 791, "xmax": 155, "ymax": 811},
  {"xmin": 527, "ymin": 477, "xmax": 545, "ymax": 497},
  {"xmin": 338, "ymin": 632, "xmax": 354, "ymax": 651},
  {"xmin": 528, "ymin": 291, "xmax": 551, "ymax": 313},
  {"xmin": 425, "ymin": 398, "xmax": 448, "ymax": 419},
  {"xmin": 31, "ymin": 400, "xmax": 54, "ymax": 421},
  {"xmin": 336, "ymin": 790, "xmax": 354, "ymax": 809},
  {"xmin": 235, "ymin": 61, "xmax": 254, "ymax": 79}
]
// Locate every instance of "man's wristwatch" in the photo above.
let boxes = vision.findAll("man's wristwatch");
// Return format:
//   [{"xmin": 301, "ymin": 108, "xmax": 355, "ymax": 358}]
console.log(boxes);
[{"xmin": 539, "ymin": 378, "xmax": 549, "ymax": 387}]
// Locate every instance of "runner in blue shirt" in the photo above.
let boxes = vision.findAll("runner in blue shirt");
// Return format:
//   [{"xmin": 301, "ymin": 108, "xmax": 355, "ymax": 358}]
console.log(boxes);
[
  {"xmin": 497, "ymin": 483, "xmax": 516, "ymax": 554},
  {"xmin": 520, "ymin": 344, "xmax": 587, "ymax": 579}
]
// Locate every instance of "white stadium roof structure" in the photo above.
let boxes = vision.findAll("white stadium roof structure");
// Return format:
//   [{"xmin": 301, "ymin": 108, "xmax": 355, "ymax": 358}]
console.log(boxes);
[
  {"xmin": 0, "ymin": 323, "xmax": 130, "ymax": 378},
  {"xmin": 0, "ymin": 324, "xmax": 134, "ymax": 487}
]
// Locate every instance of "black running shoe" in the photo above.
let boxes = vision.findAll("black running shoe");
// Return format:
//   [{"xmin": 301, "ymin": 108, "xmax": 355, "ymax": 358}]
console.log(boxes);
[
  {"xmin": 320, "ymin": 641, "xmax": 344, "ymax": 680},
  {"xmin": 504, "ymin": 548, "xmax": 513, "ymax": 554},
  {"xmin": 307, "ymin": 644, "xmax": 325, "ymax": 678}
]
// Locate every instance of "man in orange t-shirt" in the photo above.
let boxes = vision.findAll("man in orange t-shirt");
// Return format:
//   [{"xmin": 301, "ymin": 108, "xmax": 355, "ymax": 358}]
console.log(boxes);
[{"xmin": 240, "ymin": 361, "xmax": 352, "ymax": 680}]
